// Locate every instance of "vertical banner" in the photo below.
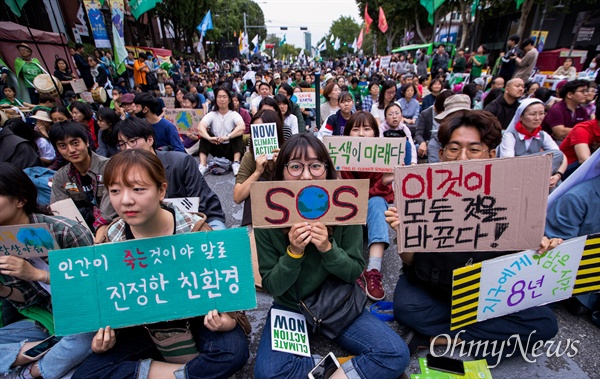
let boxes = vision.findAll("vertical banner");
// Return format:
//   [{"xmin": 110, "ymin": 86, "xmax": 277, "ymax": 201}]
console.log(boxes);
[
  {"xmin": 110, "ymin": 0, "xmax": 125, "ymax": 39},
  {"xmin": 83, "ymin": 0, "xmax": 111, "ymax": 48}
]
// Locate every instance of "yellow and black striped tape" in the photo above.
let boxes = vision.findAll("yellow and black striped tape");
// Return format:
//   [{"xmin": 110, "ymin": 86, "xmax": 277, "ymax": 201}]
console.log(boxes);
[
  {"xmin": 450, "ymin": 262, "xmax": 482, "ymax": 331},
  {"xmin": 572, "ymin": 234, "xmax": 600, "ymax": 295}
]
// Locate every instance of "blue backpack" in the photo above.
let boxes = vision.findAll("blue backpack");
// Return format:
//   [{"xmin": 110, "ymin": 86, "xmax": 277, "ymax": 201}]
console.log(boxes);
[{"xmin": 23, "ymin": 167, "xmax": 55, "ymax": 205}]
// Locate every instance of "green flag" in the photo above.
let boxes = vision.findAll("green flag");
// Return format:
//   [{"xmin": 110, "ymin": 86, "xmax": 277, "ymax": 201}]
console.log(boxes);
[
  {"xmin": 420, "ymin": 0, "xmax": 445, "ymax": 25},
  {"xmin": 515, "ymin": 0, "xmax": 524, "ymax": 9},
  {"xmin": 112, "ymin": 24, "xmax": 128, "ymax": 75},
  {"xmin": 5, "ymin": 0, "xmax": 29, "ymax": 17},
  {"xmin": 260, "ymin": 40, "xmax": 266, "ymax": 52},
  {"xmin": 129, "ymin": 0, "xmax": 162, "ymax": 20},
  {"xmin": 471, "ymin": 0, "xmax": 479, "ymax": 17},
  {"xmin": 279, "ymin": 34, "xmax": 286, "ymax": 47}
]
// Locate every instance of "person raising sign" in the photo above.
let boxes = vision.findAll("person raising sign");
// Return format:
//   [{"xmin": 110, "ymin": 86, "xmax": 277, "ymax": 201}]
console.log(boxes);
[
  {"xmin": 253, "ymin": 133, "xmax": 409, "ymax": 379},
  {"xmin": 73, "ymin": 149, "xmax": 250, "ymax": 379}
]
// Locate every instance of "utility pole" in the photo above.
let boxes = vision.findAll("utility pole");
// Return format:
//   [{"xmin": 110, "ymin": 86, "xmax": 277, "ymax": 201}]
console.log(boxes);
[{"xmin": 244, "ymin": 12, "xmax": 250, "ymax": 60}]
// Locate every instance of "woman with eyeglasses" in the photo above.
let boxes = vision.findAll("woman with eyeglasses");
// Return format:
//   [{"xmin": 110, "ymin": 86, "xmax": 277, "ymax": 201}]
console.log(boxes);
[
  {"xmin": 370, "ymin": 80, "xmax": 398, "ymax": 125},
  {"xmin": 253, "ymin": 133, "xmax": 409, "ymax": 379},
  {"xmin": 317, "ymin": 91, "xmax": 354, "ymax": 140},
  {"xmin": 498, "ymin": 99, "xmax": 567, "ymax": 189}
]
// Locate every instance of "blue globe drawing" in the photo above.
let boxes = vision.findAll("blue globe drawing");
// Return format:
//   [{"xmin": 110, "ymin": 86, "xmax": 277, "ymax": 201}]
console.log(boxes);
[
  {"xmin": 297, "ymin": 186, "xmax": 330, "ymax": 219},
  {"xmin": 176, "ymin": 112, "xmax": 193, "ymax": 130}
]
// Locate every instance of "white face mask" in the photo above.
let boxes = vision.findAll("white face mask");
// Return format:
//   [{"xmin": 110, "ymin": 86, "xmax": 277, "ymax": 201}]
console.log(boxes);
[{"xmin": 590, "ymin": 62, "xmax": 597, "ymax": 69}]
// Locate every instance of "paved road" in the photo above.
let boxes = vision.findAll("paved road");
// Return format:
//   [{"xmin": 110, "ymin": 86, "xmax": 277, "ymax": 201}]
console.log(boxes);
[{"xmin": 203, "ymin": 171, "xmax": 600, "ymax": 379}]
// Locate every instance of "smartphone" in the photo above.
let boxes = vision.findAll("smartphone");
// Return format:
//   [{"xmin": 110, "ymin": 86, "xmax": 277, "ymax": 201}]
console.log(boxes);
[
  {"xmin": 308, "ymin": 352, "xmax": 341, "ymax": 379},
  {"xmin": 22, "ymin": 336, "xmax": 62, "ymax": 360},
  {"xmin": 426, "ymin": 354, "xmax": 465, "ymax": 375}
]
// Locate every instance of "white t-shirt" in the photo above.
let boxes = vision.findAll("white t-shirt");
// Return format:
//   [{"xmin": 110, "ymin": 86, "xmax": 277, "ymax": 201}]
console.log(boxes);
[
  {"xmin": 284, "ymin": 114, "xmax": 299, "ymax": 135},
  {"xmin": 202, "ymin": 110, "xmax": 243, "ymax": 143}
]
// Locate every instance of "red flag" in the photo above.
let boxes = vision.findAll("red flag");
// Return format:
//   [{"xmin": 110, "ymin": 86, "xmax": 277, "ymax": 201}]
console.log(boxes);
[
  {"xmin": 378, "ymin": 6, "xmax": 388, "ymax": 33},
  {"xmin": 364, "ymin": 4, "xmax": 373, "ymax": 34},
  {"xmin": 357, "ymin": 28, "xmax": 364, "ymax": 49}
]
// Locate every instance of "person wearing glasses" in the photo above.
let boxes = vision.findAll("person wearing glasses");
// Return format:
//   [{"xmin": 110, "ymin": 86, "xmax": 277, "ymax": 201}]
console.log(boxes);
[
  {"xmin": 384, "ymin": 110, "xmax": 561, "ymax": 362},
  {"xmin": 541, "ymin": 79, "xmax": 591, "ymax": 142},
  {"xmin": 49, "ymin": 121, "xmax": 116, "ymax": 241},
  {"xmin": 370, "ymin": 80, "xmax": 397, "ymax": 125},
  {"xmin": 254, "ymin": 133, "xmax": 410, "ymax": 379},
  {"xmin": 113, "ymin": 117, "xmax": 227, "ymax": 230}
]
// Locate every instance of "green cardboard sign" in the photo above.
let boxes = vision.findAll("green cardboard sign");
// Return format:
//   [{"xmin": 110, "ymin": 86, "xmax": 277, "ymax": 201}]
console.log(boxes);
[{"xmin": 49, "ymin": 227, "xmax": 257, "ymax": 336}]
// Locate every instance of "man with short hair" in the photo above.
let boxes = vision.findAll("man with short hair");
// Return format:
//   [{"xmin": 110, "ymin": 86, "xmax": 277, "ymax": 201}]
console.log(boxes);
[
  {"xmin": 49, "ymin": 121, "xmax": 115, "ymax": 238},
  {"xmin": 480, "ymin": 76, "xmax": 505, "ymax": 103},
  {"xmin": 0, "ymin": 117, "xmax": 41, "ymax": 169},
  {"xmin": 124, "ymin": 51, "xmax": 136, "ymax": 90},
  {"xmin": 431, "ymin": 45, "xmax": 449, "ymax": 76},
  {"xmin": 133, "ymin": 92, "xmax": 185, "ymax": 152},
  {"xmin": 499, "ymin": 35, "xmax": 522, "ymax": 83},
  {"xmin": 114, "ymin": 117, "xmax": 227, "ymax": 230},
  {"xmin": 484, "ymin": 78, "xmax": 524, "ymax": 130},
  {"xmin": 250, "ymin": 81, "xmax": 272, "ymax": 115},
  {"xmin": 542, "ymin": 79, "xmax": 590, "ymax": 141},
  {"xmin": 513, "ymin": 38, "xmax": 538, "ymax": 83},
  {"xmin": 73, "ymin": 43, "xmax": 93, "ymax": 89}
]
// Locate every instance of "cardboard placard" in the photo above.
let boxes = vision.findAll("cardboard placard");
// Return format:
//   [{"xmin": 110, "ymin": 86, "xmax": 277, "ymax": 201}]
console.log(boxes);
[
  {"xmin": 393, "ymin": 155, "xmax": 552, "ymax": 253},
  {"xmin": 251, "ymin": 179, "xmax": 369, "ymax": 228},
  {"xmin": 161, "ymin": 96, "xmax": 175, "ymax": 109},
  {"xmin": 270, "ymin": 308, "xmax": 311, "ymax": 357},
  {"xmin": 251, "ymin": 122, "xmax": 278, "ymax": 159},
  {"xmin": 49, "ymin": 228, "xmax": 257, "ymax": 336},
  {"xmin": 450, "ymin": 234, "xmax": 600, "ymax": 330},
  {"xmin": 324, "ymin": 136, "xmax": 406, "ymax": 173},
  {"xmin": 163, "ymin": 197, "xmax": 200, "ymax": 213},
  {"xmin": 380, "ymin": 55, "xmax": 392, "ymax": 69},
  {"xmin": 80, "ymin": 91, "xmax": 94, "ymax": 103},
  {"xmin": 50, "ymin": 198, "xmax": 91, "ymax": 233},
  {"xmin": 162, "ymin": 108, "xmax": 204, "ymax": 133},
  {"xmin": 296, "ymin": 91, "xmax": 316, "ymax": 109},
  {"xmin": 71, "ymin": 79, "xmax": 88, "ymax": 93},
  {"xmin": 0, "ymin": 224, "xmax": 58, "ymax": 257}
]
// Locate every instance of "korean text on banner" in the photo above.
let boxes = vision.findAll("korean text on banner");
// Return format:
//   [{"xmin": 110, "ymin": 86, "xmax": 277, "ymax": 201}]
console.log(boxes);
[
  {"xmin": 49, "ymin": 228, "xmax": 257, "ymax": 336},
  {"xmin": 83, "ymin": 0, "xmax": 111, "ymax": 48},
  {"xmin": 251, "ymin": 179, "xmax": 369, "ymax": 228},
  {"xmin": 324, "ymin": 136, "xmax": 406, "ymax": 172},
  {"xmin": 393, "ymin": 155, "xmax": 552, "ymax": 253},
  {"xmin": 0, "ymin": 224, "xmax": 58, "ymax": 257}
]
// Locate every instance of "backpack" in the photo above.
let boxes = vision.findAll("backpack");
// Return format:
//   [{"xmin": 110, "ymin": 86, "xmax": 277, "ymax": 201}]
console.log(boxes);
[
  {"xmin": 208, "ymin": 157, "xmax": 232, "ymax": 175},
  {"xmin": 23, "ymin": 167, "xmax": 55, "ymax": 206}
]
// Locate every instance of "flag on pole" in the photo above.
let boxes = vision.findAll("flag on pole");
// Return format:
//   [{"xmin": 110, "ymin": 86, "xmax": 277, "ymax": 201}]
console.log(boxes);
[
  {"xmin": 5, "ymin": 0, "xmax": 29, "ymax": 17},
  {"xmin": 356, "ymin": 29, "xmax": 364, "ymax": 50},
  {"xmin": 260, "ymin": 40, "xmax": 266, "ymax": 52},
  {"xmin": 515, "ymin": 0, "xmax": 524, "ymax": 9},
  {"xmin": 129, "ymin": 0, "xmax": 161, "ymax": 20},
  {"xmin": 350, "ymin": 37, "xmax": 357, "ymax": 50},
  {"xmin": 333, "ymin": 37, "xmax": 340, "ymax": 50},
  {"xmin": 112, "ymin": 24, "xmax": 128, "ymax": 75},
  {"xmin": 279, "ymin": 34, "xmax": 287, "ymax": 47},
  {"xmin": 378, "ymin": 6, "xmax": 388, "ymax": 33},
  {"xmin": 330, "ymin": 34, "xmax": 335, "ymax": 43},
  {"xmin": 318, "ymin": 40, "xmax": 326, "ymax": 51},
  {"xmin": 197, "ymin": 10, "xmax": 214, "ymax": 37},
  {"xmin": 420, "ymin": 0, "xmax": 445, "ymax": 25},
  {"xmin": 364, "ymin": 4, "xmax": 373, "ymax": 34}
]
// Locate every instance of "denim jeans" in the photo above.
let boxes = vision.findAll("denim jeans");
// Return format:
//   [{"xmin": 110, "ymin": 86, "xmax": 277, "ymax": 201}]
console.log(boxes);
[
  {"xmin": 254, "ymin": 305, "xmax": 409, "ymax": 379},
  {"xmin": 73, "ymin": 321, "xmax": 248, "ymax": 379},
  {"xmin": 207, "ymin": 219, "xmax": 226, "ymax": 231},
  {"xmin": 393, "ymin": 274, "xmax": 558, "ymax": 362},
  {"xmin": 0, "ymin": 320, "xmax": 94, "ymax": 378},
  {"xmin": 366, "ymin": 196, "xmax": 390, "ymax": 249}
]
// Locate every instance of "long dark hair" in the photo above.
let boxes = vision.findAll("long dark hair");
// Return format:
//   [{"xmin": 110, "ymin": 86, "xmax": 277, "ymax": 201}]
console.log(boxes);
[
  {"xmin": 272, "ymin": 134, "xmax": 338, "ymax": 181},
  {"xmin": 0, "ymin": 163, "xmax": 51, "ymax": 217},
  {"xmin": 97, "ymin": 107, "xmax": 120, "ymax": 149},
  {"xmin": 211, "ymin": 87, "xmax": 234, "ymax": 112}
]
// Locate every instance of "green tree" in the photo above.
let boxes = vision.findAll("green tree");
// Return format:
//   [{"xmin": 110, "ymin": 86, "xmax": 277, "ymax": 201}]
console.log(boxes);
[{"xmin": 319, "ymin": 16, "xmax": 361, "ymax": 58}]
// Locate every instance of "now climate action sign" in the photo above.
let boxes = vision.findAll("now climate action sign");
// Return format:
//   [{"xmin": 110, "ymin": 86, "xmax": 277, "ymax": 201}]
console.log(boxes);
[
  {"xmin": 251, "ymin": 122, "xmax": 279, "ymax": 159},
  {"xmin": 48, "ymin": 228, "xmax": 256, "ymax": 336},
  {"xmin": 270, "ymin": 309, "xmax": 311, "ymax": 356}
]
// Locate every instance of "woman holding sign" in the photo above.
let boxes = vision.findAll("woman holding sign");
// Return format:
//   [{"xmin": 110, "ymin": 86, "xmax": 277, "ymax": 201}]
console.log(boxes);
[
  {"xmin": 73, "ymin": 149, "xmax": 250, "ymax": 379},
  {"xmin": 0, "ymin": 163, "xmax": 95, "ymax": 378},
  {"xmin": 254, "ymin": 134, "xmax": 409, "ymax": 379}
]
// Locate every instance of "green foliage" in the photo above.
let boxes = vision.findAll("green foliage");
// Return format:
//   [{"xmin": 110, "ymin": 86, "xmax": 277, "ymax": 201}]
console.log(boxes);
[{"xmin": 319, "ymin": 16, "xmax": 361, "ymax": 57}]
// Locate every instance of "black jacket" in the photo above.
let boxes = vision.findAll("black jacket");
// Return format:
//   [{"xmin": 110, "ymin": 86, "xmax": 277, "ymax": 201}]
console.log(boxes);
[
  {"xmin": 156, "ymin": 151, "xmax": 226, "ymax": 223},
  {"xmin": 484, "ymin": 96, "xmax": 520, "ymax": 130},
  {"xmin": 0, "ymin": 128, "xmax": 41, "ymax": 169}
]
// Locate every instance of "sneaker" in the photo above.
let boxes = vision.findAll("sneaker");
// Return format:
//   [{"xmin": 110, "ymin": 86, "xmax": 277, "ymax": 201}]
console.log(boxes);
[
  {"xmin": 362, "ymin": 269, "xmax": 385, "ymax": 301},
  {"xmin": 198, "ymin": 164, "xmax": 208, "ymax": 175},
  {"xmin": 232, "ymin": 161, "xmax": 240, "ymax": 176},
  {"xmin": 405, "ymin": 329, "xmax": 430, "ymax": 356}
]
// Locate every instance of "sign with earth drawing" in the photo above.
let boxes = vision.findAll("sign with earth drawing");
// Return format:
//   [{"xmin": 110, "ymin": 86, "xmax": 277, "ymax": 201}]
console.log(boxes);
[
  {"xmin": 250, "ymin": 179, "xmax": 369, "ymax": 228},
  {"xmin": 163, "ymin": 108, "xmax": 204, "ymax": 134}
]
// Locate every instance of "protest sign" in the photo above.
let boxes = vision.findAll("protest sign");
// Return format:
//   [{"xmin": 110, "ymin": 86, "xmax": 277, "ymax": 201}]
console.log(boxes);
[
  {"xmin": 296, "ymin": 90, "xmax": 316, "ymax": 109},
  {"xmin": 80, "ymin": 91, "xmax": 94, "ymax": 103},
  {"xmin": 394, "ymin": 155, "xmax": 552, "ymax": 253},
  {"xmin": 163, "ymin": 197, "xmax": 200, "ymax": 213},
  {"xmin": 251, "ymin": 179, "xmax": 369, "ymax": 228},
  {"xmin": 0, "ymin": 224, "xmax": 57, "ymax": 257},
  {"xmin": 450, "ymin": 233, "xmax": 600, "ymax": 330},
  {"xmin": 49, "ymin": 227, "xmax": 256, "ymax": 336},
  {"xmin": 380, "ymin": 55, "xmax": 392, "ymax": 69},
  {"xmin": 251, "ymin": 122, "xmax": 278, "ymax": 159},
  {"xmin": 271, "ymin": 308, "xmax": 311, "ymax": 357},
  {"xmin": 70, "ymin": 79, "xmax": 87, "ymax": 94},
  {"xmin": 162, "ymin": 108, "xmax": 204, "ymax": 134},
  {"xmin": 161, "ymin": 97, "xmax": 175, "ymax": 109},
  {"xmin": 324, "ymin": 136, "xmax": 406, "ymax": 173},
  {"xmin": 50, "ymin": 198, "xmax": 91, "ymax": 232}
]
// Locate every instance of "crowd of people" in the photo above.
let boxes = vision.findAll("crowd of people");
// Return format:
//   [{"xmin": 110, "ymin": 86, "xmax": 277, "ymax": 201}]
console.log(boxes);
[{"xmin": 1, "ymin": 37, "xmax": 600, "ymax": 379}]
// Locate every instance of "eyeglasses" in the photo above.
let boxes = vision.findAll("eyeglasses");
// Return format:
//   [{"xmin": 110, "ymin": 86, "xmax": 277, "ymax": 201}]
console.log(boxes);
[
  {"xmin": 117, "ymin": 137, "xmax": 141, "ymax": 150},
  {"xmin": 575, "ymin": 89, "xmax": 590, "ymax": 94},
  {"xmin": 443, "ymin": 145, "xmax": 488, "ymax": 159},
  {"xmin": 387, "ymin": 112, "xmax": 402, "ymax": 117},
  {"xmin": 284, "ymin": 161, "xmax": 327, "ymax": 177}
]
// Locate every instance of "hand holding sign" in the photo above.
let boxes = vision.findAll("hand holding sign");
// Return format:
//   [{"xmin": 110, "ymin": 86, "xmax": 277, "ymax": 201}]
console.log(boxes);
[
  {"xmin": 204, "ymin": 309, "xmax": 236, "ymax": 332},
  {"xmin": 0, "ymin": 255, "xmax": 45, "ymax": 282}
]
